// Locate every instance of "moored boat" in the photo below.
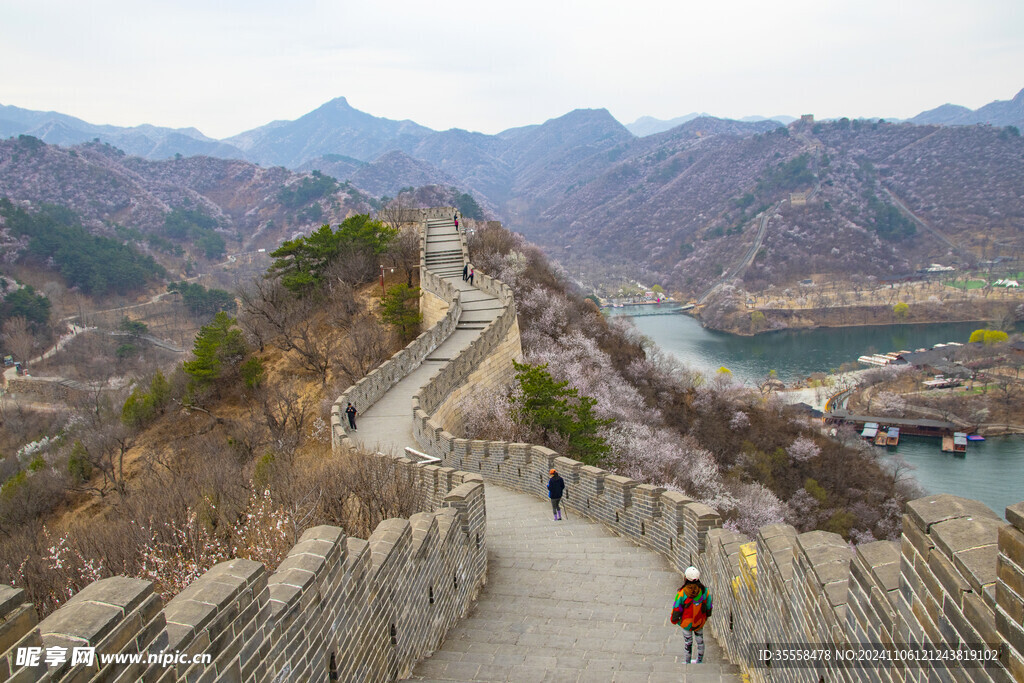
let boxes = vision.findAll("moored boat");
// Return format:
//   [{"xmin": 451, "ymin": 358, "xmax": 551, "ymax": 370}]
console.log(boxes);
[{"xmin": 953, "ymin": 432, "xmax": 968, "ymax": 455}]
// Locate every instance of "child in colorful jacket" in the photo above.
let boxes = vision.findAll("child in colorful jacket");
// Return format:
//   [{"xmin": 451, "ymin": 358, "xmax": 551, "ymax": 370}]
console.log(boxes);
[{"xmin": 671, "ymin": 566, "xmax": 713, "ymax": 663}]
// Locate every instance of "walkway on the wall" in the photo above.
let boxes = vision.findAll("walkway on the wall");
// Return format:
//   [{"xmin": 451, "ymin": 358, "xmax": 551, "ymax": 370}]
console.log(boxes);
[
  {"xmin": 405, "ymin": 485, "xmax": 742, "ymax": 682},
  {"xmin": 355, "ymin": 215, "xmax": 740, "ymax": 681},
  {"xmin": 351, "ymin": 218, "xmax": 500, "ymax": 455}
]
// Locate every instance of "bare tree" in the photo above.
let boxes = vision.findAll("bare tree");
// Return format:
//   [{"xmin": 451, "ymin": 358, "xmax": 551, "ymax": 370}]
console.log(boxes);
[
  {"xmin": 258, "ymin": 383, "xmax": 311, "ymax": 454},
  {"xmin": 76, "ymin": 420, "xmax": 135, "ymax": 498},
  {"xmin": 2, "ymin": 317, "xmax": 36, "ymax": 365},
  {"xmin": 992, "ymin": 360, "xmax": 1023, "ymax": 411},
  {"xmin": 378, "ymin": 195, "xmax": 413, "ymax": 232},
  {"xmin": 335, "ymin": 314, "xmax": 394, "ymax": 382},
  {"xmin": 237, "ymin": 276, "xmax": 292, "ymax": 352},
  {"xmin": 323, "ymin": 250, "xmax": 378, "ymax": 289},
  {"xmin": 285, "ymin": 311, "xmax": 339, "ymax": 384},
  {"xmin": 387, "ymin": 226, "xmax": 421, "ymax": 287}
]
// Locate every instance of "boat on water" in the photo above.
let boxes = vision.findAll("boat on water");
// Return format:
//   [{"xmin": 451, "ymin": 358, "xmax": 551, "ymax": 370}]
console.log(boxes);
[
  {"xmin": 942, "ymin": 432, "xmax": 969, "ymax": 454},
  {"xmin": 967, "ymin": 434, "xmax": 985, "ymax": 442},
  {"xmin": 953, "ymin": 432, "xmax": 968, "ymax": 454},
  {"xmin": 885, "ymin": 427, "xmax": 900, "ymax": 447},
  {"xmin": 861, "ymin": 422, "xmax": 879, "ymax": 440},
  {"xmin": 874, "ymin": 430, "xmax": 889, "ymax": 447}
]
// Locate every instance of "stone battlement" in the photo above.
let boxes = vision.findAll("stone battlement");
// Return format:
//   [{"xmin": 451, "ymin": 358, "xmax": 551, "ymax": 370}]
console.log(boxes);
[{"xmin": 1, "ymin": 456, "xmax": 488, "ymax": 682}]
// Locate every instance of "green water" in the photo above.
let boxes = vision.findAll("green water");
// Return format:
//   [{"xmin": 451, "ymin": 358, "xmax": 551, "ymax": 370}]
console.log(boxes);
[{"xmin": 609, "ymin": 308, "xmax": 1022, "ymax": 518}]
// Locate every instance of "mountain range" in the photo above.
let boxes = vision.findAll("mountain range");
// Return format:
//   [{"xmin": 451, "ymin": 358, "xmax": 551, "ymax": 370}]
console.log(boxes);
[
  {"xmin": 626, "ymin": 113, "xmax": 798, "ymax": 137},
  {"xmin": 909, "ymin": 87, "xmax": 1024, "ymax": 128},
  {"xmin": 1, "ymin": 88, "xmax": 1023, "ymax": 299},
  {"xmin": 4, "ymin": 88, "xmax": 1021, "ymax": 171}
]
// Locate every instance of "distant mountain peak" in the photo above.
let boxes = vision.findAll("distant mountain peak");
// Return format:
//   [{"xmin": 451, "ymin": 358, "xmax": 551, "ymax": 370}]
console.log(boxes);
[
  {"xmin": 909, "ymin": 86, "xmax": 1024, "ymax": 129},
  {"xmin": 317, "ymin": 96, "xmax": 355, "ymax": 112},
  {"xmin": 626, "ymin": 113, "xmax": 708, "ymax": 137}
]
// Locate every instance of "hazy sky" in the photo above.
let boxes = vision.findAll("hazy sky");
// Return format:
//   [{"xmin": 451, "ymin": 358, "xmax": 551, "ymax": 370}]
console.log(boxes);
[{"xmin": 2, "ymin": 0, "xmax": 1021, "ymax": 139}]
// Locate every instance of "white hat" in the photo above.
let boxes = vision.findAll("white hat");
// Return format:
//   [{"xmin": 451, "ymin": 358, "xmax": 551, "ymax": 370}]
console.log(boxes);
[{"xmin": 684, "ymin": 566, "xmax": 700, "ymax": 581}]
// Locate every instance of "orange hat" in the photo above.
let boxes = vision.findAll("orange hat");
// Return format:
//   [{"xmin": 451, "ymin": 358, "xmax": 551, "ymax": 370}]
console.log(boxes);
[{"xmin": 549, "ymin": 469, "xmax": 557, "ymax": 475}]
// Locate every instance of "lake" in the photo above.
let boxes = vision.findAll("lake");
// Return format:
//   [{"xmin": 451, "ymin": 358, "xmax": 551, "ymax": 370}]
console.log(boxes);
[{"xmin": 608, "ymin": 307, "xmax": 1023, "ymax": 518}]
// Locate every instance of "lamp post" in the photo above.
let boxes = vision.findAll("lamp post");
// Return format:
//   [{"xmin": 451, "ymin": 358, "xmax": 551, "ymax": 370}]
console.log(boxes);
[{"xmin": 380, "ymin": 265, "xmax": 396, "ymax": 294}]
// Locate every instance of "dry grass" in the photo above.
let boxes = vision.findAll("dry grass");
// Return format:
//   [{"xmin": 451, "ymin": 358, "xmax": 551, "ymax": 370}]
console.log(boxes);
[{"xmin": 0, "ymin": 277, "xmax": 419, "ymax": 616}]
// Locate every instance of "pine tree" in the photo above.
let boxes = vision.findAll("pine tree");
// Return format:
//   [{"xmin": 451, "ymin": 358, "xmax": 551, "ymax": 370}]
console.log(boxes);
[
  {"xmin": 381, "ymin": 284, "xmax": 422, "ymax": 342},
  {"xmin": 183, "ymin": 311, "xmax": 248, "ymax": 389},
  {"xmin": 512, "ymin": 361, "xmax": 613, "ymax": 465}
]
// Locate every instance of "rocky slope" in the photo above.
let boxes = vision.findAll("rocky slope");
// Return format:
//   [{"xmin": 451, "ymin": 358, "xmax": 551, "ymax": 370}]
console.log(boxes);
[
  {"xmin": 0, "ymin": 136, "xmax": 375, "ymax": 257},
  {"xmin": 513, "ymin": 117, "xmax": 1024, "ymax": 297}
]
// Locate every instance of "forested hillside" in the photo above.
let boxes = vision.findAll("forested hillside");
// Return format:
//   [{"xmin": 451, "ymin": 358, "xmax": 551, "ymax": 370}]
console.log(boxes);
[
  {"xmin": 461, "ymin": 223, "xmax": 919, "ymax": 541},
  {"xmin": 529, "ymin": 120, "xmax": 1024, "ymax": 296},
  {"xmin": 4, "ymin": 96, "xmax": 1023, "ymax": 300},
  {"xmin": 0, "ymin": 135, "xmax": 377, "ymax": 258}
]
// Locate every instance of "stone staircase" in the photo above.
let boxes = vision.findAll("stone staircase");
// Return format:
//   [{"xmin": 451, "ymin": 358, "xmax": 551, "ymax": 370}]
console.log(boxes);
[
  {"xmin": 350, "ymin": 218, "xmax": 502, "ymax": 455},
  {"xmin": 357, "ymin": 214, "xmax": 742, "ymax": 681},
  {"xmin": 404, "ymin": 486, "xmax": 743, "ymax": 683}
]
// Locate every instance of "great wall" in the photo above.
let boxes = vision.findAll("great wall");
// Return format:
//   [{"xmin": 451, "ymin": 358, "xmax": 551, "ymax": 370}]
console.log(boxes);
[{"xmin": 1, "ymin": 208, "xmax": 1022, "ymax": 681}]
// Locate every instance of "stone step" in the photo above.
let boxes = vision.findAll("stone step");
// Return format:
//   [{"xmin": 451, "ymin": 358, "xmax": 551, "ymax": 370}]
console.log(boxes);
[{"xmin": 403, "ymin": 486, "xmax": 741, "ymax": 682}]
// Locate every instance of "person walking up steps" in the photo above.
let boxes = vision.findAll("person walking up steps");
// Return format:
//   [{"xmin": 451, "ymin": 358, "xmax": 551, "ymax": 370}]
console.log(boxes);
[
  {"xmin": 468, "ymin": 266, "xmax": 475, "ymax": 285},
  {"xmin": 671, "ymin": 566, "xmax": 712, "ymax": 663},
  {"xmin": 548, "ymin": 469, "xmax": 565, "ymax": 520},
  {"xmin": 345, "ymin": 402, "xmax": 358, "ymax": 431},
  {"xmin": 462, "ymin": 263, "xmax": 469, "ymax": 281}
]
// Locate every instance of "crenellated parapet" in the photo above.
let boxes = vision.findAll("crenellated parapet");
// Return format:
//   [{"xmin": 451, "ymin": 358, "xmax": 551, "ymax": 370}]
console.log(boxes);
[{"xmin": 1, "ymin": 456, "xmax": 487, "ymax": 682}]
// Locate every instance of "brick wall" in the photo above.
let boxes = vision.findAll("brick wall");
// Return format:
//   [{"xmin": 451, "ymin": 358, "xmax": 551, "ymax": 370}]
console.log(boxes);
[
  {"xmin": 420, "ymin": 287, "xmax": 450, "ymax": 329},
  {"xmin": 5, "ymin": 376, "xmax": 103, "ymax": 403},
  {"xmin": 430, "ymin": 317, "xmax": 522, "ymax": 436},
  {"xmin": 1, "ymin": 456, "xmax": 487, "ymax": 682}
]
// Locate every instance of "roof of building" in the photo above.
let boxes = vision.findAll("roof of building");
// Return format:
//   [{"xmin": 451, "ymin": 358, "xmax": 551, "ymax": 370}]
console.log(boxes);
[{"xmin": 828, "ymin": 410, "xmax": 960, "ymax": 430}]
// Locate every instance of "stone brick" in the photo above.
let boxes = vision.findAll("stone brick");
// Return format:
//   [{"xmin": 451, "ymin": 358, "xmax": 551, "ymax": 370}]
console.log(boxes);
[
  {"xmin": 961, "ymin": 592, "xmax": 1000, "ymax": 647},
  {"xmin": 996, "ymin": 607, "xmax": 1024, "ymax": 659},
  {"xmin": 999, "ymin": 525, "xmax": 1024, "ymax": 569},
  {"xmin": 0, "ymin": 602, "xmax": 36, "ymax": 655},
  {"xmin": 926, "ymin": 548, "xmax": 971, "ymax": 606},
  {"xmin": 38, "ymin": 599, "xmax": 124, "ymax": 645},
  {"xmin": 906, "ymin": 494, "xmax": 999, "ymax": 533},
  {"xmin": 1006, "ymin": 502, "xmax": 1024, "ymax": 531},
  {"xmin": 931, "ymin": 516, "xmax": 1003, "ymax": 560}
]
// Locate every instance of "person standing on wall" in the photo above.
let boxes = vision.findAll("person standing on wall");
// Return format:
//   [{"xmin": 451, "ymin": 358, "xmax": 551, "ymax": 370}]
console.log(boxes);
[
  {"xmin": 670, "ymin": 566, "xmax": 712, "ymax": 663},
  {"xmin": 548, "ymin": 469, "xmax": 565, "ymax": 520},
  {"xmin": 345, "ymin": 402, "xmax": 358, "ymax": 431}
]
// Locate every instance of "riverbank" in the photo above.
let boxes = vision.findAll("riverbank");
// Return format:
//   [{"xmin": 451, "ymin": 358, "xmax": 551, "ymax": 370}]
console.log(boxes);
[
  {"xmin": 695, "ymin": 298, "xmax": 1019, "ymax": 336},
  {"xmin": 610, "ymin": 306, "xmax": 1024, "ymax": 516}
]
